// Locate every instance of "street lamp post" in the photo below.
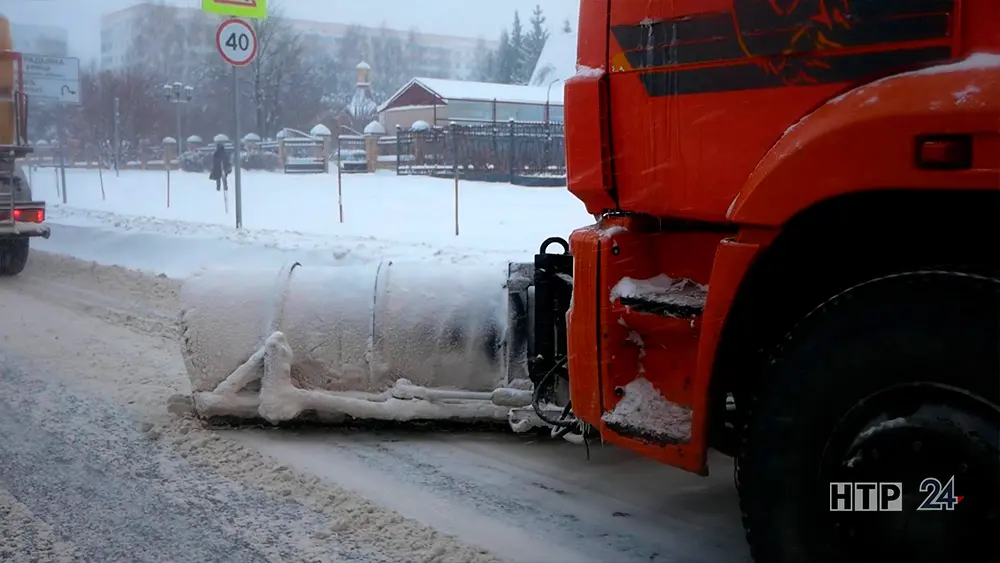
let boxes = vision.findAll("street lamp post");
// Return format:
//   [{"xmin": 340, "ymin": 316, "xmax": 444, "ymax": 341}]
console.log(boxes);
[
  {"xmin": 163, "ymin": 82, "xmax": 194, "ymax": 154},
  {"xmin": 545, "ymin": 78, "xmax": 563, "ymax": 125}
]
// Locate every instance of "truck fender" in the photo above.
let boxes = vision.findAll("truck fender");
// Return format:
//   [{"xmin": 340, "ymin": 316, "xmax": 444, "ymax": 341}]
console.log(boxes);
[{"xmin": 728, "ymin": 53, "xmax": 1000, "ymax": 227}]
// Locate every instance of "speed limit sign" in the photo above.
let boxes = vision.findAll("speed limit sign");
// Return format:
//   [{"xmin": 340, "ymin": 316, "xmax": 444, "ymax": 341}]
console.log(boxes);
[{"xmin": 216, "ymin": 18, "xmax": 257, "ymax": 66}]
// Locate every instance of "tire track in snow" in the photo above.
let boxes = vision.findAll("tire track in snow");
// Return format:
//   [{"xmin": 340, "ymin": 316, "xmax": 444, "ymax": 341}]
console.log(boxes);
[
  {"xmin": 0, "ymin": 484, "xmax": 79, "ymax": 563},
  {"xmin": 229, "ymin": 430, "xmax": 750, "ymax": 563},
  {"xmin": 0, "ymin": 358, "xmax": 363, "ymax": 563}
]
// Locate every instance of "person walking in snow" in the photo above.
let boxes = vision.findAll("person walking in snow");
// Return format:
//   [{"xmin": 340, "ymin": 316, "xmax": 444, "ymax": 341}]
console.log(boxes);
[{"xmin": 209, "ymin": 143, "xmax": 232, "ymax": 191}]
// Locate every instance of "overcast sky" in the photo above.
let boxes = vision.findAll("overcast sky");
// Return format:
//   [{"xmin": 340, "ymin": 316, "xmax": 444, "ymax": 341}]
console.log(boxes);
[{"xmin": 1, "ymin": 0, "xmax": 580, "ymax": 61}]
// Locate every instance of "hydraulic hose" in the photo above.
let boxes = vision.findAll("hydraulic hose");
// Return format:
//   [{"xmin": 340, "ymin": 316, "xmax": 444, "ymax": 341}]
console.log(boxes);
[{"xmin": 531, "ymin": 355, "xmax": 575, "ymax": 428}]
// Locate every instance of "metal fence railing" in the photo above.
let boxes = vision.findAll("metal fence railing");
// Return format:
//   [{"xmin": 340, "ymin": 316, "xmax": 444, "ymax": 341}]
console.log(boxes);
[{"xmin": 395, "ymin": 121, "xmax": 566, "ymax": 187}]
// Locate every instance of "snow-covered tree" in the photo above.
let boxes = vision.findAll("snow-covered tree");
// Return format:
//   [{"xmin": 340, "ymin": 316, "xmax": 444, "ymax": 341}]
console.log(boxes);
[
  {"xmin": 494, "ymin": 30, "xmax": 515, "ymax": 83},
  {"xmin": 370, "ymin": 26, "xmax": 409, "ymax": 101},
  {"xmin": 68, "ymin": 63, "xmax": 167, "ymax": 161},
  {"xmin": 472, "ymin": 7, "xmax": 552, "ymax": 85},
  {"xmin": 509, "ymin": 11, "xmax": 532, "ymax": 84},
  {"xmin": 524, "ymin": 5, "xmax": 551, "ymax": 80},
  {"xmin": 471, "ymin": 38, "xmax": 496, "ymax": 82},
  {"xmin": 245, "ymin": 6, "xmax": 313, "ymax": 137}
]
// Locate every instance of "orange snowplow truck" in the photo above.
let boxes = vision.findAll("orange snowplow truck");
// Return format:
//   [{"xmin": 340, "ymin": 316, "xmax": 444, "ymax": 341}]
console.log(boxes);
[{"xmin": 557, "ymin": 0, "xmax": 999, "ymax": 561}]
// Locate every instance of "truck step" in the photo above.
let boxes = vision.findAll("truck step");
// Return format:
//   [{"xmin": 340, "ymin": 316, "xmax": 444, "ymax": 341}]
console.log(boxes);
[
  {"xmin": 610, "ymin": 275, "xmax": 707, "ymax": 319},
  {"xmin": 617, "ymin": 296, "xmax": 704, "ymax": 318}
]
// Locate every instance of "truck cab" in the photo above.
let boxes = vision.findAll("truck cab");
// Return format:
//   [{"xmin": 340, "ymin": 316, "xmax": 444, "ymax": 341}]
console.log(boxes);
[{"xmin": 561, "ymin": 1, "xmax": 1000, "ymax": 561}]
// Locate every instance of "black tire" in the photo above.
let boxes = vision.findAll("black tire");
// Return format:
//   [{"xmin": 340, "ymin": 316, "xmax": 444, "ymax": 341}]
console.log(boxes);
[
  {"xmin": 737, "ymin": 271, "xmax": 1000, "ymax": 563},
  {"xmin": 0, "ymin": 238, "xmax": 29, "ymax": 276}
]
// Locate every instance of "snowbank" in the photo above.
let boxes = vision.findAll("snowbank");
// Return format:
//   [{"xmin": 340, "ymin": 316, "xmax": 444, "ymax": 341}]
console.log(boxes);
[{"xmin": 27, "ymin": 168, "xmax": 593, "ymax": 277}]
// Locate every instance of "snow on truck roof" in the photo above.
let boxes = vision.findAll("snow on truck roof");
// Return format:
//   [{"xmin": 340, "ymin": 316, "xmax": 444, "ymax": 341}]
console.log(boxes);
[{"xmin": 379, "ymin": 76, "xmax": 565, "ymax": 113}]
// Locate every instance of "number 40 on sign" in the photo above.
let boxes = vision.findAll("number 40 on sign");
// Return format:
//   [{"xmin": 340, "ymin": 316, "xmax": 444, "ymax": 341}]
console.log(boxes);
[{"xmin": 216, "ymin": 18, "xmax": 258, "ymax": 67}]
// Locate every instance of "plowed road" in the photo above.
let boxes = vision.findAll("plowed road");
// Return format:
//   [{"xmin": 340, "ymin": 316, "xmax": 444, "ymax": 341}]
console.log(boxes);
[{"xmin": 0, "ymin": 251, "xmax": 750, "ymax": 563}]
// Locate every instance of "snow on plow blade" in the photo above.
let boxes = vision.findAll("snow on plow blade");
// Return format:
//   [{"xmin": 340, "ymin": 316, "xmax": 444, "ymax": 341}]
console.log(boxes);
[{"xmin": 178, "ymin": 261, "xmax": 549, "ymax": 429}]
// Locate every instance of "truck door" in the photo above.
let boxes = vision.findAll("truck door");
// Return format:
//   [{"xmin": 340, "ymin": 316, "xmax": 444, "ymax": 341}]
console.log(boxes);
[{"xmin": 605, "ymin": 0, "xmax": 956, "ymax": 223}]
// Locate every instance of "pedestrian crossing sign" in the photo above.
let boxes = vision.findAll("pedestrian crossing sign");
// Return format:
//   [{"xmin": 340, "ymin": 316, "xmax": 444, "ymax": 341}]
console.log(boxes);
[{"xmin": 202, "ymin": 0, "xmax": 267, "ymax": 19}]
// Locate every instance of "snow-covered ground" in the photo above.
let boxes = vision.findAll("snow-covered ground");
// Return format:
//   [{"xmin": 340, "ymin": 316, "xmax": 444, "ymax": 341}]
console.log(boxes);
[
  {"xmin": 0, "ymin": 251, "xmax": 748, "ymax": 562},
  {"xmin": 28, "ymin": 168, "xmax": 591, "ymax": 276},
  {"xmin": 2, "ymin": 168, "xmax": 750, "ymax": 562}
]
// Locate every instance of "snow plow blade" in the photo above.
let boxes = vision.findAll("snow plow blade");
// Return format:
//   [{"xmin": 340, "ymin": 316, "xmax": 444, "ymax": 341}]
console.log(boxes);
[{"xmin": 178, "ymin": 241, "xmax": 577, "ymax": 436}]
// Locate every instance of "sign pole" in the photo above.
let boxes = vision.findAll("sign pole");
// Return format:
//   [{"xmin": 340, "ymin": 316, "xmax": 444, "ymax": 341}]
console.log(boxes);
[
  {"xmin": 336, "ymin": 134, "xmax": 343, "ymax": 223},
  {"xmin": 57, "ymin": 114, "xmax": 67, "ymax": 204},
  {"xmin": 451, "ymin": 124, "xmax": 459, "ymax": 236},
  {"xmin": 233, "ymin": 65, "xmax": 242, "ymax": 229},
  {"xmin": 216, "ymin": 16, "xmax": 256, "ymax": 229},
  {"xmin": 113, "ymin": 97, "xmax": 121, "ymax": 177},
  {"xmin": 166, "ymin": 155, "xmax": 171, "ymax": 207}
]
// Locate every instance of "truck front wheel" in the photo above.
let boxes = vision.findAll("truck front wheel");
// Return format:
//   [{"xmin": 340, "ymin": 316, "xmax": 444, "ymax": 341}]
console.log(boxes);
[
  {"xmin": 0, "ymin": 239, "xmax": 29, "ymax": 276},
  {"xmin": 737, "ymin": 271, "xmax": 999, "ymax": 563}
]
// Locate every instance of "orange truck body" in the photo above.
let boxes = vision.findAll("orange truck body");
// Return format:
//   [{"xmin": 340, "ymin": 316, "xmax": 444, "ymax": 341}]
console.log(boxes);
[{"xmin": 564, "ymin": 0, "xmax": 1000, "ymax": 475}]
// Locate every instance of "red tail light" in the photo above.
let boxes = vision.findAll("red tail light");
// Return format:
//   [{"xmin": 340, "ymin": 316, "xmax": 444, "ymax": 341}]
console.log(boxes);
[
  {"xmin": 916, "ymin": 135, "xmax": 972, "ymax": 170},
  {"xmin": 0, "ymin": 208, "xmax": 44, "ymax": 223}
]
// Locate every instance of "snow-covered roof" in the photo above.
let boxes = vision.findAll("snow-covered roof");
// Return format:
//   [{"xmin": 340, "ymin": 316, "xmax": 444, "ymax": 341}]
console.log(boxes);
[
  {"xmin": 187, "ymin": 135, "xmax": 203, "ymax": 144},
  {"xmin": 162, "ymin": 136, "xmax": 177, "ymax": 144},
  {"xmin": 530, "ymin": 30, "xmax": 578, "ymax": 87},
  {"xmin": 213, "ymin": 134, "xmax": 230, "ymax": 143},
  {"xmin": 378, "ymin": 76, "xmax": 565, "ymax": 113},
  {"xmin": 243, "ymin": 133, "xmax": 262, "ymax": 142},
  {"xmin": 411, "ymin": 120, "xmax": 431, "ymax": 131},
  {"xmin": 310, "ymin": 124, "xmax": 332, "ymax": 137},
  {"xmin": 347, "ymin": 87, "xmax": 378, "ymax": 121},
  {"xmin": 357, "ymin": 61, "xmax": 371, "ymax": 70},
  {"xmin": 363, "ymin": 120, "xmax": 386, "ymax": 135}
]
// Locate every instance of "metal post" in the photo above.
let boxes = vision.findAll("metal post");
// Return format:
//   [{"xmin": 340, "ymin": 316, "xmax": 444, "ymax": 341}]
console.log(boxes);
[
  {"xmin": 508, "ymin": 119, "xmax": 515, "ymax": 185},
  {"xmin": 395, "ymin": 125, "xmax": 401, "ymax": 175},
  {"xmin": 113, "ymin": 97, "xmax": 120, "ymax": 176},
  {"xmin": 176, "ymin": 103, "xmax": 183, "ymax": 155},
  {"xmin": 56, "ymin": 116, "xmax": 67, "ymax": 204},
  {"xmin": 546, "ymin": 79, "xmax": 561, "ymax": 125},
  {"xmin": 336, "ymin": 134, "xmax": 344, "ymax": 223},
  {"xmin": 232, "ymin": 65, "xmax": 243, "ymax": 229},
  {"xmin": 451, "ymin": 124, "xmax": 459, "ymax": 236}
]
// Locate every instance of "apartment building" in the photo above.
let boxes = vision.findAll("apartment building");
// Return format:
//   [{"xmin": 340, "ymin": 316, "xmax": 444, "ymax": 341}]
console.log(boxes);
[
  {"xmin": 99, "ymin": 3, "xmax": 496, "ymax": 79},
  {"xmin": 100, "ymin": 4, "xmax": 219, "ymax": 71},
  {"xmin": 11, "ymin": 23, "xmax": 70, "ymax": 57}
]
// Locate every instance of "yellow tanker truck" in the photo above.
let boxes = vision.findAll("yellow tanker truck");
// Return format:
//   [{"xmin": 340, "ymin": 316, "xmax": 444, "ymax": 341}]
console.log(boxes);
[{"xmin": 0, "ymin": 13, "xmax": 49, "ymax": 276}]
